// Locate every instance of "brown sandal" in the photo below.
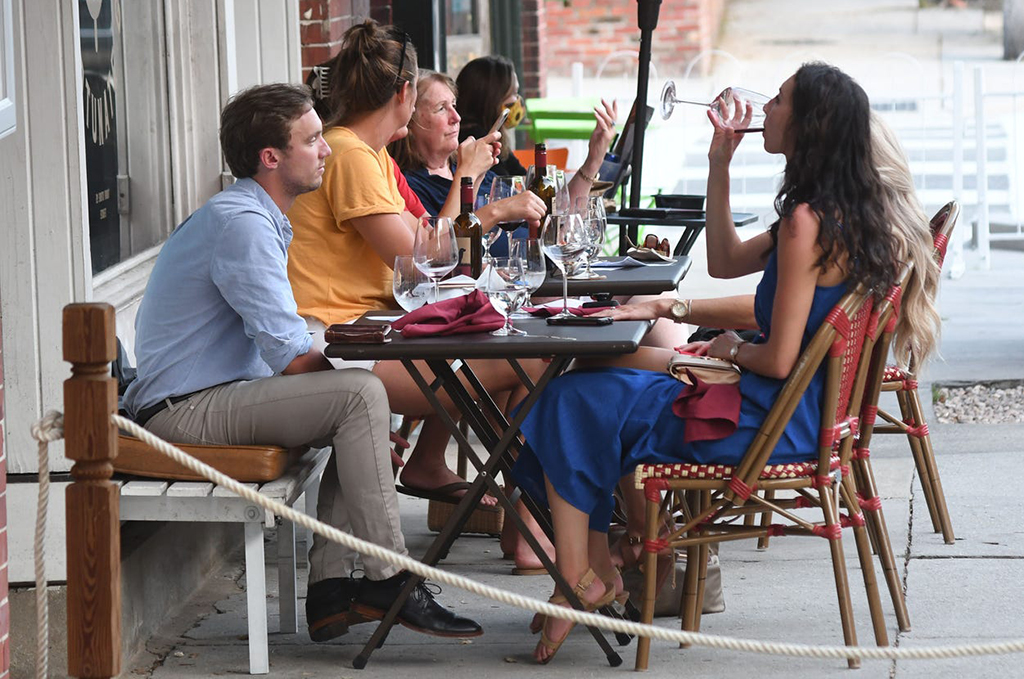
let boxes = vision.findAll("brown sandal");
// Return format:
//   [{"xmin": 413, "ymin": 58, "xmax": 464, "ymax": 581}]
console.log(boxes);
[{"xmin": 536, "ymin": 568, "xmax": 608, "ymax": 664}]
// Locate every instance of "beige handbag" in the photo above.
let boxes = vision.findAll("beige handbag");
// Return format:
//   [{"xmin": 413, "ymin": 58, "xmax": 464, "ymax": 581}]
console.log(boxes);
[
  {"xmin": 667, "ymin": 353, "xmax": 741, "ymax": 386},
  {"xmin": 622, "ymin": 545, "xmax": 726, "ymax": 616}
]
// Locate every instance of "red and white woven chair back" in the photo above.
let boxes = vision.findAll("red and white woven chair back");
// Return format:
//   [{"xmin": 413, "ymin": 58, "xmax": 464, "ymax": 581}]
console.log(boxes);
[{"xmin": 929, "ymin": 201, "xmax": 960, "ymax": 269}]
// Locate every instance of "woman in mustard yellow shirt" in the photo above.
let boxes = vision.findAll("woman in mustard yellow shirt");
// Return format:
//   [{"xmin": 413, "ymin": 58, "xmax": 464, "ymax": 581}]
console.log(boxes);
[{"xmin": 287, "ymin": 21, "xmax": 549, "ymax": 554}]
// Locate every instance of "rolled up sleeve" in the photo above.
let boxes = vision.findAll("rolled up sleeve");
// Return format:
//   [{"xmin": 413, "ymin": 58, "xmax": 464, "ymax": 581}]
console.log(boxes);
[{"xmin": 211, "ymin": 213, "xmax": 312, "ymax": 373}]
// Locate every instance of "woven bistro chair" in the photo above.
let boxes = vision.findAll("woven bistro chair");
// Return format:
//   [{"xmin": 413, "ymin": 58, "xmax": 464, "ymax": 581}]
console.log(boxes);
[
  {"xmin": 871, "ymin": 202, "xmax": 959, "ymax": 544},
  {"xmin": 848, "ymin": 270, "xmax": 913, "ymax": 633},
  {"xmin": 633, "ymin": 286, "xmax": 890, "ymax": 670}
]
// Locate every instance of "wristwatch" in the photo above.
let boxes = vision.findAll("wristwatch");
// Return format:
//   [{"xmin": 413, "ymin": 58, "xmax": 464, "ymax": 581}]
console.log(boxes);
[
  {"xmin": 729, "ymin": 341, "xmax": 744, "ymax": 362},
  {"xmin": 669, "ymin": 298, "xmax": 691, "ymax": 323}
]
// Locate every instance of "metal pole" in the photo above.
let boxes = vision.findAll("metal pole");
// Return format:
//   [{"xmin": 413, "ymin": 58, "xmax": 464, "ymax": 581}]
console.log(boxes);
[
  {"xmin": 628, "ymin": 0, "xmax": 662, "ymax": 208},
  {"xmin": 949, "ymin": 61, "xmax": 966, "ymax": 279},
  {"xmin": 974, "ymin": 65, "xmax": 991, "ymax": 269}
]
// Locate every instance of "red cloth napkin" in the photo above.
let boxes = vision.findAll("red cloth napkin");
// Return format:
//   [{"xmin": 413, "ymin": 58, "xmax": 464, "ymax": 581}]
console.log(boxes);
[
  {"xmin": 391, "ymin": 289, "xmax": 506, "ymax": 337},
  {"xmin": 672, "ymin": 369, "xmax": 742, "ymax": 443},
  {"xmin": 523, "ymin": 304, "xmax": 604, "ymax": 318}
]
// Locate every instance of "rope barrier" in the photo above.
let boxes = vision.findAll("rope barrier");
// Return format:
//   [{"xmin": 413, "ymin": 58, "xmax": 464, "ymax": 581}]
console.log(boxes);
[
  {"xmin": 28, "ymin": 411, "xmax": 1024, "ymax": 665},
  {"xmin": 30, "ymin": 410, "xmax": 64, "ymax": 679}
]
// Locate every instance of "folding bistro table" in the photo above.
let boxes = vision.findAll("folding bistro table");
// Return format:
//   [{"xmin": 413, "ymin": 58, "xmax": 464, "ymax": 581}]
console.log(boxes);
[
  {"xmin": 533, "ymin": 253, "xmax": 691, "ymax": 298},
  {"xmin": 326, "ymin": 317, "xmax": 652, "ymax": 669}
]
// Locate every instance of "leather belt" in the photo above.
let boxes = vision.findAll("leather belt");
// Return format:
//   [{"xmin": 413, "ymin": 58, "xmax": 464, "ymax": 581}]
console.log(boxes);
[{"xmin": 134, "ymin": 392, "xmax": 196, "ymax": 427}]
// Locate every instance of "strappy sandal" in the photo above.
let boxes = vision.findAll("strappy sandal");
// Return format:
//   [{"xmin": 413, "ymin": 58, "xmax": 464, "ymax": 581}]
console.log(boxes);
[
  {"xmin": 530, "ymin": 569, "xmax": 621, "ymax": 635},
  {"xmin": 536, "ymin": 568, "xmax": 610, "ymax": 664}
]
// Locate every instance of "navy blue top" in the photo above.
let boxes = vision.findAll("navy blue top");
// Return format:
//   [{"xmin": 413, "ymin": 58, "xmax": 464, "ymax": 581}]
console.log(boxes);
[{"xmin": 123, "ymin": 178, "xmax": 312, "ymax": 416}]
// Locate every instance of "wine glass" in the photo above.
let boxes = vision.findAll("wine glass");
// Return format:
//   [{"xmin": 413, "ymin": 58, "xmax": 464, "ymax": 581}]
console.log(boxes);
[
  {"xmin": 480, "ymin": 257, "xmax": 528, "ymax": 336},
  {"xmin": 571, "ymin": 196, "xmax": 607, "ymax": 280},
  {"xmin": 393, "ymin": 255, "xmax": 430, "ymax": 310},
  {"xmin": 510, "ymin": 238, "xmax": 546, "ymax": 316},
  {"xmin": 412, "ymin": 215, "xmax": 458, "ymax": 303},
  {"xmin": 660, "ymin": 80, "xmax": 769, "ymax": 132},
  {"xmin": 540, "ymin": 213, "xmax": 588, "ymax": 319},
  {"xmin": 489, "ymin": 175, "xmax": 528, "ymax": 256},
  {"xmin": 474, "ymin": 191, "xmax": 502, "ymax": 264}
]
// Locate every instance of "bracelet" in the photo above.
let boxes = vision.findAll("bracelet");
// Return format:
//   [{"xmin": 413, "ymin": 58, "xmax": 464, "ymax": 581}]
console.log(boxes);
[
  {"xmin": 576, "ymin": 167, "xmax": 598, "ymax": 183},
  {"xmin": 729, "ymin": 341, "xmax": 745, "ymax": 362}
]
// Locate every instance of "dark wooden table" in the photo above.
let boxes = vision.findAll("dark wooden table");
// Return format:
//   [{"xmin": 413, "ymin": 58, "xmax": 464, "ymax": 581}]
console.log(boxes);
[
  {"xmin": 533, "ymin": 254, "xmax": 691, "ymax": 298},
  {"xmin": 326, "ymin": 317, "xmax": 651, "ymax": 669}
]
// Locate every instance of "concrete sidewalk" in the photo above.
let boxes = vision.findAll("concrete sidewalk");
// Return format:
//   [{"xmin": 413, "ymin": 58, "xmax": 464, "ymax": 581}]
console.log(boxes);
[{"xmin": 128, "ymin": 2, "xmax": 1024, "ymax": 677}]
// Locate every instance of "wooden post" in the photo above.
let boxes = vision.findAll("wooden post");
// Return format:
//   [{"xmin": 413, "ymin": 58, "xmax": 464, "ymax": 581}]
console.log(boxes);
[{"xmin": 63, "ymin": 303, "xmax": 120, "ymax": 678}]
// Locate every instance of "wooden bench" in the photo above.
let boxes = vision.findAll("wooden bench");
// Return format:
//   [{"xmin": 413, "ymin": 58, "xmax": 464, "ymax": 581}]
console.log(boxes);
[{"xmin": 116, "ymin": 440, "xmax": 330, "ymax": 675}]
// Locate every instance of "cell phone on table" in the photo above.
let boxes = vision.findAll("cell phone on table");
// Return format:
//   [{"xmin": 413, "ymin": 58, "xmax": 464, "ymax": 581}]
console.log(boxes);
[
  {"xmin": 488, "ymin": 108, "xmax": 511, "ymax": 136},
  {"xmin": 546, "ymin": 316, "xmax": 613, "ymax": 326}
]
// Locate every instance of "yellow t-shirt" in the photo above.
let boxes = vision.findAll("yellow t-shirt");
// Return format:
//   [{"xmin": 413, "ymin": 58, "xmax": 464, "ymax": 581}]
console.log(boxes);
[{"xmin": 287, "ymin": 126, "xmax": 405, "ymax": 325}]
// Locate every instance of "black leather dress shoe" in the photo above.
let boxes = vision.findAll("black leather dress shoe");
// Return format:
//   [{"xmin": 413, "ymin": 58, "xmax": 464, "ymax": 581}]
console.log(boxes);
[
  {"xmin": 305, "ymin": 577, "xmax": 360, "ymax": 642},
  {"xmin": 351, "ymin": 572, "xmax": 484, "ymax": 638}
]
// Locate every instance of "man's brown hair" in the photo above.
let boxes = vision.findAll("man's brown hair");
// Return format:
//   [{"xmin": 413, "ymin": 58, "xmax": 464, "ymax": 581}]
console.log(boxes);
[{"xmin": 220, "ymin": 83, "xmax": 314, "ymax": 179}]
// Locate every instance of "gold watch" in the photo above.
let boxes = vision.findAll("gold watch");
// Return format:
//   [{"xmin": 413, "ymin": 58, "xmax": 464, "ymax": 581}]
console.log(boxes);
[{"xmin": 669, "ymin": 298, "xmax": 691, "ymax": 323}]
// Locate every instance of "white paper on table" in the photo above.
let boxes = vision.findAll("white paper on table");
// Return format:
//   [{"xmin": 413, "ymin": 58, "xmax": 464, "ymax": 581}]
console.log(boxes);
[{"xmin": 589, "ymin": 256, "xmax": 676, "ymax": 268}]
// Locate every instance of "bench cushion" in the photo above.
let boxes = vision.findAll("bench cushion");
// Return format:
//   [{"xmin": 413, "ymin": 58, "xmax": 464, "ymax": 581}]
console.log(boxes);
[{"xmin": 115, "ymin": 434, "xmax": 291, "ymax": 482}]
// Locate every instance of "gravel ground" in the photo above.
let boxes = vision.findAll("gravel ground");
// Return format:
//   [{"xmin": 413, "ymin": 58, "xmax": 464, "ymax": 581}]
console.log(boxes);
[{"xmin": 933, "ymin": 383, "xmax": 1024, "ymax": 424}]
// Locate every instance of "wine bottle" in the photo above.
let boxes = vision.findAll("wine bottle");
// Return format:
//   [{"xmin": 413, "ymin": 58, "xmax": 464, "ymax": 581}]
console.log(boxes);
[
  {"xmin": 529, "ymin": 143, "xmax": 556, "ymax": 237},
  {"xmin": 453, "ymin": 176, "xmax": 483, "ymax": 278}
]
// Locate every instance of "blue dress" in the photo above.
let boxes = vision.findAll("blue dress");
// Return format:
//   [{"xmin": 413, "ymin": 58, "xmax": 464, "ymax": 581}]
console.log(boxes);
[{"xmin": 512, "ymin": 251, "xmax": 848, "ymax": 531}]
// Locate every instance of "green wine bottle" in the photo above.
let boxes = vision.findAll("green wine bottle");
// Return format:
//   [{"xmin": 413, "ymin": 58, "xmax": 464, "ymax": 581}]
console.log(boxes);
[{"xmin": 529, "ymin": 143, "xmax": 556, "ymax": 238}]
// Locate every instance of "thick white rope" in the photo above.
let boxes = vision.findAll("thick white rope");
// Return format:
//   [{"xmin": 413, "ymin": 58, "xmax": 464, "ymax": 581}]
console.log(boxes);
[
  {"xmin": 30, "ymin": 411, "xmax": 64, "ymax": 679},
  {"xmin": 31, "ymin": 411, "xmax": 1024, "ymax": 664}
]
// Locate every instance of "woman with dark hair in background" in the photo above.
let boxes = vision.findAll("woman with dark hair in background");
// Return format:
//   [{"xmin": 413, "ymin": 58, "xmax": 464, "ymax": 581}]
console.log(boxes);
[
  {"xmin": 512, "ymin": 63, "xmax": 916, "ymax": 664},
  {"xmin": 455, "ymin": 55, "xmax": 617, "ymax": 211}
]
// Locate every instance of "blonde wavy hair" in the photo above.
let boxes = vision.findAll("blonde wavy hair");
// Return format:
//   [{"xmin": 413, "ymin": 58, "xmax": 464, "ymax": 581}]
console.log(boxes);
[{"xmin": 870, "ymin": 112, "xmax": 941, "ymax": 368}]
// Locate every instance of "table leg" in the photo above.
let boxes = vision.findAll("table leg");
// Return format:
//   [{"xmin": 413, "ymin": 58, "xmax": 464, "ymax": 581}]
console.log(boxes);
[{"xmin": 353, "ymin": 356, "xmax": 622, "ymax": 668}]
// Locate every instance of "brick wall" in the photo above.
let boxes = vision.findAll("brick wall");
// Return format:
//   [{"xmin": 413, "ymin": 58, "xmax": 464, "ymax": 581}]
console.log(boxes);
[
  {"xmin": 521, "ymin": 0, "xmax": 547, "ymax": 98},
  {"xmin": 0, "ymin": 310, "xmax": 8, "ymax": 678},
  {"xmin": 298, "ymin": 0, "xmax": 396, "ymax": 79},
  {"xmin": 541, "ymin": 0, "xmax": 725, "ymax": 79}
]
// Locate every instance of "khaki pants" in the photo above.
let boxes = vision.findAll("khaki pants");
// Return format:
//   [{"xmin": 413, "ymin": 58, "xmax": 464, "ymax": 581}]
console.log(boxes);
[{"xmin": 145, "ymin": 368, "xmax": 406, "ymax": 582}]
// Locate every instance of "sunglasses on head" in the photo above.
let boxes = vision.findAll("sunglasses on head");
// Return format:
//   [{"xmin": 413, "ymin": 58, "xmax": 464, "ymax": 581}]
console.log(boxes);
[{"xmin": 393, "ymin": 31, "xmax": 411, "ymax": 91}]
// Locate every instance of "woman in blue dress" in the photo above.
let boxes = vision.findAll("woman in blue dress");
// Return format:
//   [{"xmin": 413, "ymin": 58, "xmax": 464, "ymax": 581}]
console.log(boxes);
[{"xmin": 515, "ymin": 63, "xmax": 910, "ymax": 664}]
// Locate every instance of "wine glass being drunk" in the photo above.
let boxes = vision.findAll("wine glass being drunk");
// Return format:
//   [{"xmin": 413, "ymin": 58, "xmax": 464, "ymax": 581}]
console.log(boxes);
[{"xmin": 660, "ymin": 80, "xmax": 769, "ymax": 133}]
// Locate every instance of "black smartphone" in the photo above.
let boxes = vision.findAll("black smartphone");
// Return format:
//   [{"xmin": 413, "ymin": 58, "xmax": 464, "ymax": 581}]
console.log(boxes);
[
  {"xmin": 546, "ymin": 316, "xmax": 613, "ymax": 326},
  {"xmin": 581, "ymin": 299, "xmax": 619, "ymax": 309}
]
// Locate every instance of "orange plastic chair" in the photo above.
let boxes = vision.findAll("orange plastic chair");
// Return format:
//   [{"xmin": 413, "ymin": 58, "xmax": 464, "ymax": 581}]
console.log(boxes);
[
  {"xmin": 633, "ymin": 286, "xmax": 889, "ymax": 670},
  {"xmin": 870, "ymin": 202, "xmax": 959, "ymax": 544},
  {"xmin": 512, "ymin": 146, "xmax": 569, "ymax": 171}
]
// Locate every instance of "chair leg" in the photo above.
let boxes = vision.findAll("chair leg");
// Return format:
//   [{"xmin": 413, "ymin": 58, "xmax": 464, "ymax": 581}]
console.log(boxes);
[
  {"xmin": 906, "ymin": 387, "xmax": 955, "ymax": 544},
  {"xmin": 756, "ymin": 489, "xmax": 776, "ymax": 550},
  {"xmin": 819, "ymin": 484, "xmax": 860, "ymax": 669},
  {"xmin": 244, "ymin": 521, "xmax": 270, "ymax": 675},
  {"xmin": 852, "ymin": 459, "xmax": 911, "ymax": 632},
  {"xmin": 278, "ymin": 518, "xmax": 298, "ymax": 635},
  {"xmin": 634, "ymin": 482, "xmax": 663, "ymax": 671},
  {"xmin": 896, "ymin": 390, "xmax": 942, "ymax": 533},
  {"xmin": 692, "ymin": 537, "xmax": 710, "ymax": 632},
  {"xmin": 679, "ymin": 491, "xmax": 704, "ymax": 648},
  {"xmin": 841, "ymin": 477, "xmax": 888, "ymax": 646}
]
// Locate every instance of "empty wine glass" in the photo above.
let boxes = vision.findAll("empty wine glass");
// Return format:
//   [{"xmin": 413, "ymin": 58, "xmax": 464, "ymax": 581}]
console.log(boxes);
[
  {"xmin": 489, "ymin": 175, "xmax": 528, "ymax": 256},
  {"xmin": 393, "ymin": 255, "xmax": 430, "ymax": 310},
  {"xmin": 510, "ymin": 238, "xmax": 546, "ymax": 316},
  {"xmin": 412, "ymin": 215, "xmax": 458, "ymax": 303},
  {"xmin": 571, "ymin": 196, "xmax": 607, "ymax": 279},
  {"xmin": 474, "ymin": 191, "xmax": 502, "ymax": 264},
  {"xmin": 540, "ymin": 213, "xmax": 588, "ymax": 319},
  {"xmin": 480, "ymin": 257, "xmax": 529, "ymax": 336},
  {"xmin": 660, "ymin": 80, "xmax": 769, "ymax": 132}
]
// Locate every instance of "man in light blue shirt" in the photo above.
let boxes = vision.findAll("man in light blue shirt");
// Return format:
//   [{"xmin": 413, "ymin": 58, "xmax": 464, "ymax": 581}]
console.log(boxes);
[{"xmin": 126, "ymin": 84, "xmax": 481, "ymax": 642}]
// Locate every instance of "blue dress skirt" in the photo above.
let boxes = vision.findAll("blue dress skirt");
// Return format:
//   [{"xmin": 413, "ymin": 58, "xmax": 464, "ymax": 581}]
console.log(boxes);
[{"xmin": 512, "ymin": 251, "xmax": 848, "ymax": 531}]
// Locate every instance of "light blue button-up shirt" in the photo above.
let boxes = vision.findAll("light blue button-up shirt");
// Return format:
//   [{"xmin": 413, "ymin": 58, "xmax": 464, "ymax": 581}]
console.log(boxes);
[{"xmin": 123, "ymin": 178, "xmax": 313, "ymax": 416}]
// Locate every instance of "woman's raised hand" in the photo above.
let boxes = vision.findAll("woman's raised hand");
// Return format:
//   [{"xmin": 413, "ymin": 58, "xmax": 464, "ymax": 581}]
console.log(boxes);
[
  {"xmin": 586, "ymin": 98, "xmax": 618, "ymax": 164},
  {"xmin": 457, "ymin": 132, "xmax": 500, "ymax": 180},
  {"xmin": 494, "ymin": 190, "xmax": 546, "ymax": 228},
  {"xmin": 706, "ymin": 98, "xmax": 752, "ymax": 168}
]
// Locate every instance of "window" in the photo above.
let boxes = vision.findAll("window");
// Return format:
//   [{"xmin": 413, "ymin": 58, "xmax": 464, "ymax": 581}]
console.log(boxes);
[
  {"xmin": 446, "ymin": 0, "xmax": 478, "ymax": 36},
  {"xmin": 0, "ymin": 0, "xmax": 15, "ymax": 139}
]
